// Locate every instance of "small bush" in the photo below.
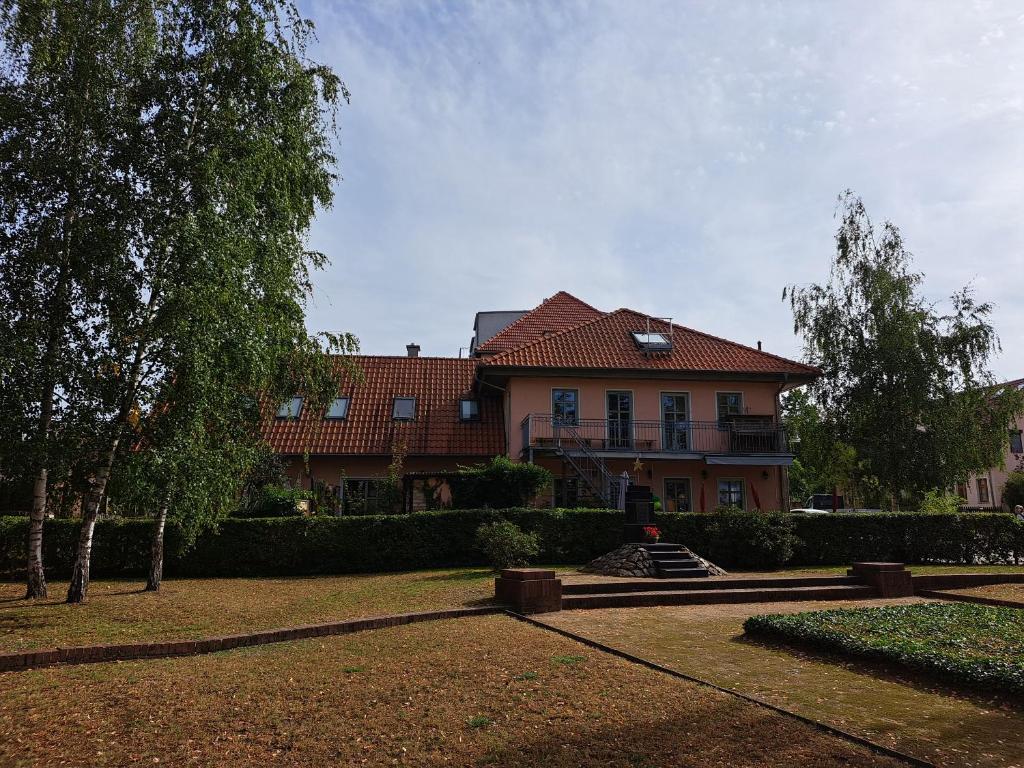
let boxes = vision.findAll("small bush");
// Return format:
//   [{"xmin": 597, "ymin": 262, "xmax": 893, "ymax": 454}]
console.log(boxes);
[
  {"xmin": 474, "ymin": 520, "xmax": 540, "ymax": 570},
  {"xmin": 918, "ymin": 489, "xmax": 961, "ymax": 514},
  {"xmin": 702, "ymin": 508, "xmax": 795, "ymax": 569},
  {"xmin": 234, "ymin": 486, "xmax": 313, "ymax": 518}
]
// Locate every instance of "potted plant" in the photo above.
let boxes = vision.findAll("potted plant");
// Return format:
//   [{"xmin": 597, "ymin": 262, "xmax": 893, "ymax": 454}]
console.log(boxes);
[{"xmin": 642, "ymin": 525, "xmax": 661, "ymax": 544}]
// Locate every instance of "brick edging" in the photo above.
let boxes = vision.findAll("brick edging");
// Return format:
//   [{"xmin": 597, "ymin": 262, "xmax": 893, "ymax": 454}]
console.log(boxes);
[
  {"xmin": 917, "ymin": 590, "xmax": 1024, "ymax": 610},
  {"xmin": 506, "ymin": 610, "xmax": 934, "ymax": 768},
  {"xmin": 0, "ymin": 605, "xmax": 505, "ymax": 673}
]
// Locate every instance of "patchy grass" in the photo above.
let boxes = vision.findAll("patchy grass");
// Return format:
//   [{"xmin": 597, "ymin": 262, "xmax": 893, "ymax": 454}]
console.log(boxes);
[
  {"xmin": 941, "ymin": 583, "xmax": 1024, "ymax": 605},
  {"xmin": 0, "ymin": 615, "xmax": 902, "ymax": 767},
  {"xmin": 745, "ymin": 602, "xmax": 1024, "ymax": 696},
  {"xmin": 0, "ymin": 568, "xmax": 507, "ymax": 652},
  {"xmin": 543, "ymin": 600, "xmax": 1024, "ymax": 768}
]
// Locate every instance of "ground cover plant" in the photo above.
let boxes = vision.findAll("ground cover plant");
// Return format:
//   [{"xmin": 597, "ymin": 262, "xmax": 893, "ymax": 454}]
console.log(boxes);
[
  {"xmin": 0, "ymin": 615, "xmax": 904, "ymax": 767},
  {"xmin": 744, "ymin": 602, "xmax": 1024, "ymax": 696},
  {"xmin": 544, "ymin": 599, "xmax": 1024, "ymax": 767}
]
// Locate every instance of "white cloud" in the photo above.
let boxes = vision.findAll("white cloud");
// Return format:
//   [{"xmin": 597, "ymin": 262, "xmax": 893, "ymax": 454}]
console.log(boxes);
[{"xmin": 301, "ymin": 0, "xmax": 1024, "ymax": 379}]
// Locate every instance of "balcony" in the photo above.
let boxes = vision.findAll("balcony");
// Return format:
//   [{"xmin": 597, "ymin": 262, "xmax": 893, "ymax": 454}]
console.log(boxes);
[{"xmin": 520, "ymin": 413, "xmax": 791, "ymax": 463}]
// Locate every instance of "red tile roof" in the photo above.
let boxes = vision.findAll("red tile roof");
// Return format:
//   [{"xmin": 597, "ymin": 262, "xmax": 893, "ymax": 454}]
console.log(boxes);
[
  {"xmin": 474, "ymin": 291, "xmax": 604, "ymax": 355},
  {"xmin": 263, "ymin": 356, "xmax": 504, "ymax": 456},
  {"xmin": 480, "ymin": 308, "xmax": 821, "ymax": 378}
]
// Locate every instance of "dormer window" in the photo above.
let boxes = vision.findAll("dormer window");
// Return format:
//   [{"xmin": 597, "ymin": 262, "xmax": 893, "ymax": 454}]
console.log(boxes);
[
  {"xmin": 276, "ymin": 396, "xmax": 303, "ymax": 420},
  {"xmin": 631, "ymin": 331, "xmax": 672, "ymax": 351},
  {"xmin": 460, "ymin": 398, "xmax": 480, "ymax": 421},
  {"xmin": 325, "ymin": 397, "xmax": 350, "ymax": 420},
  {"xmin": 392, "ymin": 397, "xmax": 416, "ymax": 421}
]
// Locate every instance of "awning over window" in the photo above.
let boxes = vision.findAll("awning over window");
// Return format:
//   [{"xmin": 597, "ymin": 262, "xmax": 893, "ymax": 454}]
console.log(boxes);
[{"xmin": 704, "ymin": 455, "xmax": 794, "ymax": 466}]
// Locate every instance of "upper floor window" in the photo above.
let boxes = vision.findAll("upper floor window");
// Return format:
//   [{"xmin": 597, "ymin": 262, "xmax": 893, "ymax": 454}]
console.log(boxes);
[
  {"xmin": 631, "ymin": 331, "xmax": 672, "ymax": 351},
  {"xmin": 552, "ymin": 388, "xmax": 579, "ymax": 425},
  {"xmin": 716, "ymin": 392, "xmax": 744, "ymax": 422},
  {"xmin": 276, "ymin": 396, "xmax": 303, "ymax": 420},
  {"xmin": 1010, "ymin": 430, "xmax": 1023, "ymax": 454},
  {"xmin": 325, "ymin": 397, "xmax": 350, "ymax": 420},
  {"xmin": 460, "ymin": 398, "xmax": 480, "ymax": 422},
  {"xmin": 392, "ymin": 397, "xmax": 416, "ymax": 421},
  {"xmin": 954, "ymin": 482, "xmax": 968, "ymax": 501}
]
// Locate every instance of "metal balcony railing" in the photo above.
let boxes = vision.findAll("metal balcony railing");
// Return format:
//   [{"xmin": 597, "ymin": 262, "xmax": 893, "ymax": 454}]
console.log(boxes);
[{"xmin": 521, "ymin": 414, "xmax": 789, "ymax": 455}]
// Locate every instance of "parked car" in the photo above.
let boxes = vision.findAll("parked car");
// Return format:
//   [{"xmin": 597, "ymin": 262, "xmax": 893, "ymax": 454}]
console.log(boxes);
[{"xmin": 789, "ymin": 494, "xmax": 881, "ymax": 514}]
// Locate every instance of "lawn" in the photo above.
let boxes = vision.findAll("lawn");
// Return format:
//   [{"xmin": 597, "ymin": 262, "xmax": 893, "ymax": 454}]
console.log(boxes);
[
  {"xmin": 939, "ymin": 582, "xmax": 1024, "ymax": 605},
  {"xmin": 0, "ymin": 568, "xmax": 505, "ymax": 653},
  {"xmin": 0, "ymin": 614, "xmax": 904, "ymax": 767},
  {"xmin": 543, "ymin": 599, "xmax": 1024, "ymax": 768},
  {"xmin": 744, "ymin": 602, "xmax": 1024, "ymax": 696}
]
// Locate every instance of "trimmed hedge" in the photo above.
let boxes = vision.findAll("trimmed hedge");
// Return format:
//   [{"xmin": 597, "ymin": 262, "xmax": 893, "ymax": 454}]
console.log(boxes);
[
  {"xmin": 789, "ymin": 512, "xmax": 1022, "ymax": 565},
  {"xmin": 1, "ymin": 510, "xmax": 1021, "ymax": 578}
]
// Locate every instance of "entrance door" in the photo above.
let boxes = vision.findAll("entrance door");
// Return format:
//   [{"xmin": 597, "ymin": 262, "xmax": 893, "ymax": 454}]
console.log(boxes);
[{"xmin": 607, "ymin": 391, "xmax": 633, "ymax": 449}]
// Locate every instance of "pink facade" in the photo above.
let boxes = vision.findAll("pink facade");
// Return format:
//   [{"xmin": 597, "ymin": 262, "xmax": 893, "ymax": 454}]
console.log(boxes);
[
  {"xmin": 266, "ymin": 292, "xmax": 821, "ymax": 513},
  {"xmin": 961, "ymin": 400, "xmax": 1024, "ymax": 509}
]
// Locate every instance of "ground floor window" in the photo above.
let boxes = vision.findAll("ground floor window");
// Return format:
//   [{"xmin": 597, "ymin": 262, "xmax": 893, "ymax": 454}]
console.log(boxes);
[
  {"xmin": 342, "ymin": 478, "xmax": 383, "ymax": 515},
  {"xmin": 718, "ymin": 479, "xmax": 744, "ymax": 510},
  {"xmin": 977, "ymin": 477, "xmax": 991, "ymax": 505},
  {"xmin": 1011, "ymin": 430, "xmax": 1023, "ymax": 454},
  {"xmin": 664, "ymin": 478, "xmax": 692, "ymax": 513}
]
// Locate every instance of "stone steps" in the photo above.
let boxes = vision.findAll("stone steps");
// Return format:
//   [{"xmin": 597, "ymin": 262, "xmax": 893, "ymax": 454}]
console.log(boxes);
[
  {"xmin": 563, "ymin": 575, "xmax": 862, "ymax": 594},
  {"xmin": 562, "ymin": 584, "xmax": 876, "ymax": 609},
  {"xmin": 640, "ymin": 543, "xmax": 710, "ymax": 578}
]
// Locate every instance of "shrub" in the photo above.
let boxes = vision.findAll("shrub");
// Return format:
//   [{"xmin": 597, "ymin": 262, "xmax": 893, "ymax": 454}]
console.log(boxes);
[
  {"xmin": 449, "ymin": 456, "xmax": 553, "ymax": 508},
  {"xmin": 234, "ymin": 486, "xmax": 313, "ymax": 518},
  {"xmin": 474, "ymin": 520, "xmax": 540, "ymax": 570},
  {"xmin": 1004, "ymin": 472, "xmax": 1024, "ymax": 510},
  {"xmin": 703, "ymin": 509, "xmax": 795, "ymax": 569},
  {"xmin": 918, "ymin": 489, "xmax": 961, "ymax": 514}
]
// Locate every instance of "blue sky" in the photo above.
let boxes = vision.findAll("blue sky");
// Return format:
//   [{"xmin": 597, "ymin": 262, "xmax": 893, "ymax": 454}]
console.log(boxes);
[{"xmin": 300, "ymin": 0, "xmax": 1023, "ymax": 380}]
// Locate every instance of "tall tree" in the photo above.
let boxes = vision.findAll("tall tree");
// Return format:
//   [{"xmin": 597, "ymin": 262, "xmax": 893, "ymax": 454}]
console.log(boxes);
[
  {"xmin": 0, "ymin": 0, "xmax": 356, "ymax": 601},
  {"xmin": 786, "ymin": 193, "xmax": 1024, "ymax": 508},
  {"xmin": 0, "ymin": 0, "xmax": 154, "ymax": 597}
]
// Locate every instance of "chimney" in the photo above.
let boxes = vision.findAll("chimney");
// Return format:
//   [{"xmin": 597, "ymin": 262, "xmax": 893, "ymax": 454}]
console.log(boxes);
[
  {"xmin": 406, "ymin": 343, "xmax": 420, "ymax": 358},
  {"xmin": 757, "ymin": 340, "xmax": 762, "ymax": 351}
]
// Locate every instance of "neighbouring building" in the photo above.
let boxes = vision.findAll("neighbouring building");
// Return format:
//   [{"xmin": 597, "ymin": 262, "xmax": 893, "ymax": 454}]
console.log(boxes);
[
  {"xmin": 263, "ymin": 291, "xmax": 821, "ymax": 513},
  {"xmin": 957, "ymin": 378, "xmax": 1024, "ymax": 510}
]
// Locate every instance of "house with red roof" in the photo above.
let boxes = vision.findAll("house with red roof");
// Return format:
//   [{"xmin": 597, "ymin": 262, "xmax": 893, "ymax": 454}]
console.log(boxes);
[
  {"xmin": 956, "ymin": 378, "xmax": 1024, "ymax": 510},
  {"xmin": 263, "ymin": 292, "xmax": 821, "ymax": 513}
]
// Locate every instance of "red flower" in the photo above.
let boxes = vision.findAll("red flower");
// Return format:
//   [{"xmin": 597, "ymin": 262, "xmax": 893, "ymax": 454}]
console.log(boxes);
[{"xmin": 642, "ymin": 525, "xmax": 660, "ymax": 538}]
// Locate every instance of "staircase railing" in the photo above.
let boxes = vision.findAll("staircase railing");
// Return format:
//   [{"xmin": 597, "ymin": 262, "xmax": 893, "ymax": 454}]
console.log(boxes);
[{"xmin": 553, "ymin": 422, "xmax": 616, "ymax": 507}]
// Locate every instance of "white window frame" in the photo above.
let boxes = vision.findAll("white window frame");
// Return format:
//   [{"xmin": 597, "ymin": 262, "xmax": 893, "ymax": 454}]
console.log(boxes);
[
  {"xmin": 664, "ymin": 477, "xmax": 693, "ymax": 513},
  {"xmin": 605, "ymin": 389, "xmax": 634, "ymax": 450},
  {"xmin": 717, "ymin": 478, "xmax": 745, "ymax": 510},
  {"xmin": 660, "ymin": 391, "xmax": 691, "ymax": 451},
  {"xmin": 551, "ymin": 388, "xmax": 580, "ymax": 426},
  {"xmin": 715, "ymin": 391, "xmax": 744, "ymax": 422}
]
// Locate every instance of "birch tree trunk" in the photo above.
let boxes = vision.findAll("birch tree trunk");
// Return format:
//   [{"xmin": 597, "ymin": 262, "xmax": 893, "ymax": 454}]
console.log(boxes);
[
  {"xmin": 66, "ymin": 323, "xmax": 150, "ymax": 604},
  {"xmin": 145, "ymin": 497, "xmax": 169, "ymax": 591}
]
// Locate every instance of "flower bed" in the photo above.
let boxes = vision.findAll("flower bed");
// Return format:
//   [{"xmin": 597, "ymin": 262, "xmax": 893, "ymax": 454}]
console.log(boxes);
[{"xmin": 744, "ymin": 602, "xmax": 1024, "ymax": 696}]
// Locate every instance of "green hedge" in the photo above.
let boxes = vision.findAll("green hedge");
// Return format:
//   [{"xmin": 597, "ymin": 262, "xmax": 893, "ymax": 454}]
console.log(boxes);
[
  {"xmin": 1, "ymin": 510, "xmax": 1021, "ymax": 578},
  {"xmin": 789, "ymin": 512, "xmax": 1022, "ymax": 565}
]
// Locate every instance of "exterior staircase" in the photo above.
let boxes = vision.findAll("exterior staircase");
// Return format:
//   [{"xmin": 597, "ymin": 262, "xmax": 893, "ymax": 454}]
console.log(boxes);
[
  {"xmin": 641, "ymin": 543, "xmax": 709, "ymax": 578},
  {"xmin": 552, "ymin": 424, "xmax": 616, "ymax": 507}
]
